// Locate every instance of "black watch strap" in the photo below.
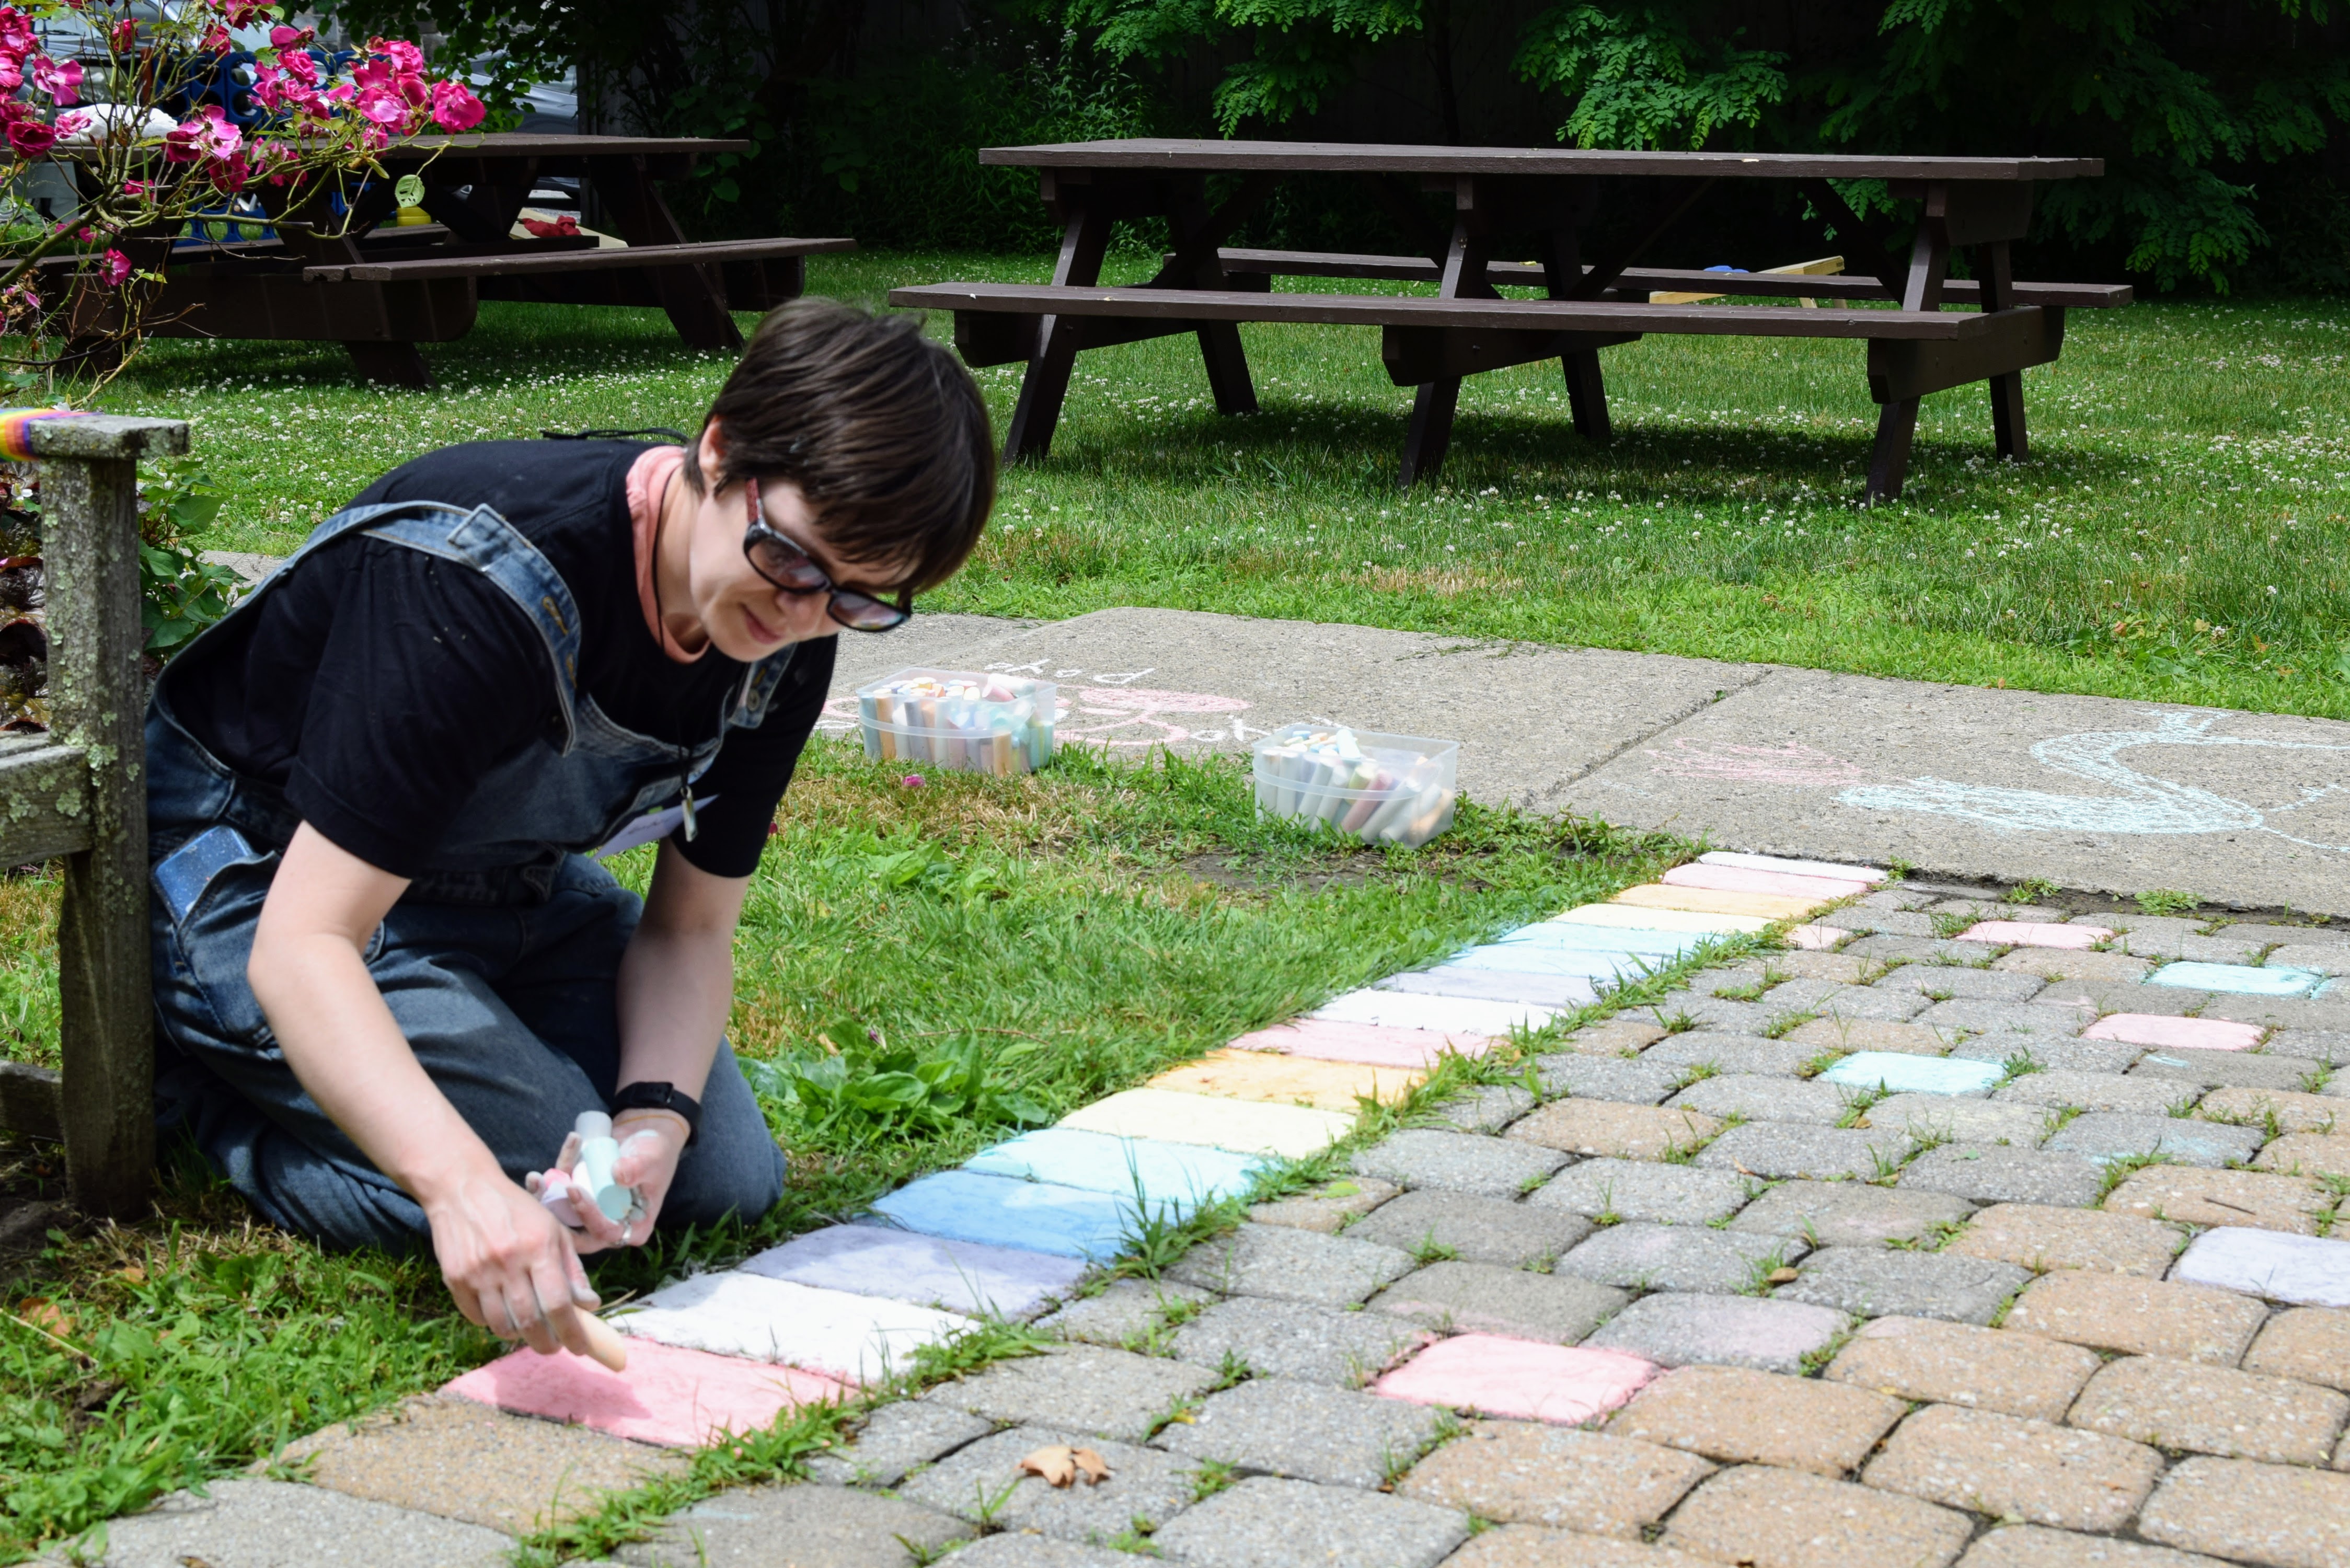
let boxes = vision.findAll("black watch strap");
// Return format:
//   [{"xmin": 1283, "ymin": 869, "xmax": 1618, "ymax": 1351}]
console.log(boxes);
[{"xmin": 610, "ymin": 1081, "xmax": 701, "ymax": 1145}]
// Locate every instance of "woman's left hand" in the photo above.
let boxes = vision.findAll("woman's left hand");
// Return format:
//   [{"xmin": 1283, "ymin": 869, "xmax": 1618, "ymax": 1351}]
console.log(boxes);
[{"xmin": 561, "ymin": 1109, "xmax": 690, "ymax": 1254}]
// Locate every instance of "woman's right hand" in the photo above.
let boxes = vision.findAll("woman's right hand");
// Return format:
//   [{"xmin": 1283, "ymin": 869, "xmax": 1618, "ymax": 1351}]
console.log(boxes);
[{"xmin": 424, "ymin": 1161, "xmax": 602, "ymax": 1358}]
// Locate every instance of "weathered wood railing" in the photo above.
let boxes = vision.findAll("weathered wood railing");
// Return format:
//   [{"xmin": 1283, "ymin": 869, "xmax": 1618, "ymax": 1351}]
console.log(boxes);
[{"xmin": 0, "ymin": 414, "xmax": 189, "ymax": 1219}]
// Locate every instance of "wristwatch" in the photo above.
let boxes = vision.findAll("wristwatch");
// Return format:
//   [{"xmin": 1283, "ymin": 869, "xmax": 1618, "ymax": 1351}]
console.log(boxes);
[{"xmin": 610, "ymin": 1081, "xmax": 702, "ymax": 1146}]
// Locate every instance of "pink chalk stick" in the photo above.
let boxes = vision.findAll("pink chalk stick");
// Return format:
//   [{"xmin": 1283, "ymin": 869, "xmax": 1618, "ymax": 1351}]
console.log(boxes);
[
  {"xmin": 1661, "ymin": 863, "xmax": 1870, "ymax": 900},
  {"xmin": 1959, "ymin": 920, "xmax": 2114, "ymax": 950},
  {"xmin": 1784, "ymin": 924, "xmax": 1847, "ymax": 951},
  {"xmin": 442, "ymin": 1337, "xmax": 851, "ymax": 1448},
  {"xmin": 2083, "ymin": 1013, "xmax": 2266, "ymax": 1052},
  {"xmin": 1226, "ymin": 1016, "xmax": 1493, "ymax": 1068},
  {"xmin": 1372, "ymin": 1334, "xmax": 1658, "ymax": 1424}
]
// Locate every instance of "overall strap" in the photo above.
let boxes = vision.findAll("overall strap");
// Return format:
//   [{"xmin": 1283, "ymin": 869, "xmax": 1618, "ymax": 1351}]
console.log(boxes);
[{"xmin": 729, "ymin": 643, "xmax": 800, "ymax": 730}]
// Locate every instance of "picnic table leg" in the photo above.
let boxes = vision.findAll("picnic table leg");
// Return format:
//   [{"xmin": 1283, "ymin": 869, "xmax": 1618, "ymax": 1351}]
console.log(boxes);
[
  {"xmin": 1003, "ymin": 204, "xmax": 1113, "ymax": 464},
  {"xmin": 589, "ymin": 154, "xmax": 744, "ymax": 354},
  {"xmin": 1978, "ymin": 241, "xmax": 2029, "ymax": 461},
  {"xmin": 1166, "ymin": 183, "xmax": 1259, "ymax": 417},
  {"xmin": 1536, "ymin": 224, "xmax": 1610, "ymax": 442},
  {"xmin": 1863, "ymin": 188, "xmax": 1952, "ymax": 504},
  {"xmin": 1397, "ymin": 197, "xmax": 1501, "ymax": 487}
]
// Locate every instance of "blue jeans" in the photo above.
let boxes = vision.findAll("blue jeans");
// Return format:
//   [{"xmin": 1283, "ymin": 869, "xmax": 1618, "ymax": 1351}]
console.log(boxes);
[{"xmin": 147, "ymin": 710, "xmax": 786, "ymax": 1252}]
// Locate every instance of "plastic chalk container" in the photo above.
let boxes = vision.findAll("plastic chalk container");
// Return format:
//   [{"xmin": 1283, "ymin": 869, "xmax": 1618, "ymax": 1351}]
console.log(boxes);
[
  {"xmin": 857, "ymin": 668, "xmax": 1058, "ymax": 776},
  {"xmin": 1251, "ymin": 724, "xmax": 1459, "ymax": 848}
]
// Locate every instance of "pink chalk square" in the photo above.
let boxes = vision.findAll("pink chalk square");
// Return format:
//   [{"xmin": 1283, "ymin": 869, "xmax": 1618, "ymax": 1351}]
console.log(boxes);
[
  {"xmin": 1784, "ymin": 924, "xmax": 1847, "ymax": 951},
  {"xmin": 1371, "ymin": 1334, "xmax": 1658, "ymax": 1424},
  {"xmin": 2084, "ymin": 1013, "xmax": 2265, "ymax": 1052},
  {"xmin": 442, "ymin": 1338, "xmax": 851, "ymax": 1448},
  {"xmin": 1662, "ymin": 863, "xmax": 1871, "ymax": 900},
  {"xmin": 1227, "ymin": 1016, "xmax": 1493, "ymax": 1068},
  {"xmin": 1958, "ymin": 920, "xmax": 2114, "ymax": 950}
]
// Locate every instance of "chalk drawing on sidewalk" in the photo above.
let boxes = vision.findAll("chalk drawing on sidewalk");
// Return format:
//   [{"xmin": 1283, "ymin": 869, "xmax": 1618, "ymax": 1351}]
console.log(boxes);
[
  {"xmin": 1838, "ymin": 712, "xmax": 2350, "ymax": 854},
  {"xmin": 1645, "ymin": 739, "xmax": 1870, "ymax": 787},
  {"xmin": 820, "ymin": 663, "xmax": 1264, "ymax": 747}
]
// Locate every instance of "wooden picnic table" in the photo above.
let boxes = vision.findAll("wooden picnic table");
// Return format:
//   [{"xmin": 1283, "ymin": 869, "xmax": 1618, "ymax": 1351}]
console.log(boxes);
[
  {"xmin": 889, "ymin": 140, "xmax": 2128, "ymax": 499},
  {"xmin": 82, "ymin": 133, "xmax": 853, "ymax": 387}
]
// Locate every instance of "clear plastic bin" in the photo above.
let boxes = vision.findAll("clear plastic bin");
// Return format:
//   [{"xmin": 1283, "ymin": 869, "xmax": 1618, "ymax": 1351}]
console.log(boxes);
[
  {"xmin": 857, "ymin": 668, "xmax": 1058, "ymax": 776},
  {"xmin": 1251, "ymin": 724, "xmax": 1459, "ymax": 847}
]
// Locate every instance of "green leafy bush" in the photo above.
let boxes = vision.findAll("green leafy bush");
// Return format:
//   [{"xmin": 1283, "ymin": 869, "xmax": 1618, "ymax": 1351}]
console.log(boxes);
[{"xmin": 745, "ymin": 1020, "xmax": 1051, "ymax": 1144}]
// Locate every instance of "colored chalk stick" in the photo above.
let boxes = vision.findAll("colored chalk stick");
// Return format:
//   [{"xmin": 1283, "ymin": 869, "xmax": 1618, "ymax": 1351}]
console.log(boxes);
[
  {"xmin": 614, "ymin": 1273, "xmax": 973, "ymax": 1383},
  {"xmin": 2147, "ymin": 962, "xmax": 2324, "ymax": 997},
  {"xmin": 1376, "ymin": 965, "xmax": 1600, "ymax": 1008},
  {"xmin": 1819, "ymin": 1052, "xmax": 2003, "ymax": 1097},
  {"xmin": 1550, "ymin": 904, "xmax": 1775, "ymax": 936},
  {"xmin": 444, "ymin": 1338, "xmax": 849, "ymax": 1448},
  {"xmin": 1149, "ymin": 1047, "xmax": 1423, "ymax": 1111},
  {"xmin": 1699, "ymin": 851, "xmax": 1888, "ymax": 884},
  {"xmin": 1228, "ymin": 1016, "xmax": 1493, "ymax": 1068},
  {"xmin": 2082, "ymin": 1013, "xmax": 2265, "ymax": 1052},
  {"xmin": 1612, "ymin": 883, "xmax": 1822, "ymax": 921},
  {"xmin": 1959, "ymin": 920, "xmax": 2113, "ymax": 950},
  {"xmin": 740, "ymin": 1225, "xmax": 1086, "ymax": 1319},
  {"xmin": 964, "ymin": 1127, "xmax": 1264, "ymax": 1205},
  {"xmin": 868, "ymin": 1170, "xmax": 1140, "ymax": 1261},
  {"xmin": 1062, "ymin": 1088, "xmax": 1355, "ymax": 1159},
  {"xmin": 1372, "ymin": 1334, "xmax": 1658, "ymax": 1425},
  {"xmin": 1662, "ymin": 863, "xmax": 1872, "ymax": 900},
  {"xmin": 1784, "ymin": 924, "xmax": 1847, "ymax": 952},
  {"xmin": 2172, "ymin": 1226, "xmax": 2350, "ymax": 1308},
  {"xmin": 1312, "ymin": 987, "xmax": 1560, "ymax": 1036}
]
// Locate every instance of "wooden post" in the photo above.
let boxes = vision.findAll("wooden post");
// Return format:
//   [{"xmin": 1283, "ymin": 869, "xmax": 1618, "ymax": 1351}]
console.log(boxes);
[{"xmin": 38, "ymin": 414, "xmax": 188, "ymax": 1219}]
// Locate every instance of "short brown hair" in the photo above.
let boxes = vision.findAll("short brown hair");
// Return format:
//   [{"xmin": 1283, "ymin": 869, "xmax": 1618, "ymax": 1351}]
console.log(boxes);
[{"xmin": 682, "ymin": 298, "xmax": 994, "ymax": 594}]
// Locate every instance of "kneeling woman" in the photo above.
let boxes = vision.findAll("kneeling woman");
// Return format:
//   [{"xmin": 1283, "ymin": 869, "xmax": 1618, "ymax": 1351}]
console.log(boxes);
[{"xmin": 147, "ymin": 301, "xmax": 993, "ymax": 1359}]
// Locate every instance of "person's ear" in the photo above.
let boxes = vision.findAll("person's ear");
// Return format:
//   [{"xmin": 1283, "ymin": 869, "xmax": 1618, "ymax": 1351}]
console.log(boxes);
[{"xmin": 697, "ymin": 419, "xmax": 725, "ymax": 483}]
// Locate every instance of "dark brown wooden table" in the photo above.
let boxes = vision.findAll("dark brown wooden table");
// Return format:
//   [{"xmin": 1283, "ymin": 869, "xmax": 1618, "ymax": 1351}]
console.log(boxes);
[
  {"xmin": 86, "ymin": 134, "xmax": 852, "ymax": 387},
  {"xmin": 889, "ymin": 140, "xmax": 2125, "ymax": 499}
]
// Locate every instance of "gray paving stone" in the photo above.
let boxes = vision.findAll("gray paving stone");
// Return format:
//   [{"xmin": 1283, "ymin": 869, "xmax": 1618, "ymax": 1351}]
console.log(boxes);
[
  {"xmin": 1921, "ymin": 1000, "xmax": 2090, "ymax": 1040},
  {"xmin": 1951, "ymin": 1036, "xmax": 2147, "ymax": 1075},
  {"xmin": 1845, "ymin": 935, "xmax": 2003, "ymax": 965},
  {"xmin": 1692, "ymin": 1122, "xmax": 1910, "ymax": 1180},
  {"xmin": 2037, "ymin": 982, "xmax": 2205, "ymax": 1019},
  {"xmin": 2271, "ymin": 943, "xmax": 2350, "ymax": 975},
  {"xmin": 1900, "ymin": 1145, "xmax": 2107, "ymax": 1208},
  {"xmin": 921, "ymin": 1345, "xmax": 1217, "ymax": 1443},
  {"xmin": 1870, "ymin": 969, "xmax": 2047, "ymax": 1002},
  {"xmin": 1351, "ymin": 1130, "xmax": 1571, "ymax": 1199},
  {"xmin": 1248, "ymin": 1177, "xmax": 1400, "ymax": 1235},
  {"xmin": 1583, "ymin": 1293, "xmax": 1851, "ymax": 1375},
  {"xmin": 1752, "ymin": 976, "xmax": 1848, "ymax": 1012},
  {"xmin": 2279, "ymin": 1028, "xmax": 2350, "ymax": 1065},
  {"xmin": 58, "ymin": 1479, "xmax": 512, "ymax": 1568},
  {"xmin": 2129, "ymin": 1050, "xmax": 2323, "ymax": 1093},
  {"xmin": 895, "ymin": 1426, "xmax": 1195, "ymax": 1544},
  {"xmin": 1858, "ymin": 888, "xmax": 1938, "ymax": 912},
  {"xmin": 2102, "ymin": 914, "xmax": 2210, "ymax": 946},
  {"xmin": 1775, "ymin": 1246, "xmax": 2032, "ymax": 1324},
  {"xmin": 1995, "ymin": 1070, "xmax": 2188, "ymax": 1116},
  {"xmin": 1150, "ymin": 1376, "xmax": 1443, "ymax": 1490},
  {"xmin": 1530, "ymin": 1054, "xmax": 1681, "ymax": 1104},
  {"xmin": 1035, "ymin": 1279, "xmax": 1218, "ymax": 1352},
  {"xmin": 807, "ymin": 1401, "xmax": 998, "ymax": 1486},
  {"xmin": 1148, "ymin": 1474, "xmax": 1467, "ymax": 1568},
  {"xmin": 1524, "ymin": 1158, "xmax": 1757, "ymax": 1225},
  {"xmin": 943, "ymin": 1538, "xmax": 1137, "ymax": 1568},
  {"xmin": 1686, "ymin": 963, "xmax": 1776, "ymax": 997},
  {"xmin": 618, "ymin": 1483, "xmax": 971, "ymax": 1566},
  {"xmin": 2044, "ymin": 1112, "xmax": 2265, "ymax": 1168},
  {"xmin": 1424, "ymin": 1085, "xmax": 1537, "ymax": 1134},
  {"xmin": 1555, "ymin": 1222, "xmax": 1805, "ymax": 1294},
  {"xmin": 1643, "ymin": 1032, "xmax": 1825, "ymax": 1077},
  {"xmin": 1726, "ymin": 1181, "xmax": 1977, "ymax": 1248},
  {"xmin": 1823, "ymin": 908, "xmax": 1938, "ymax": 937},
  {"xmin": 1371, "ymin": 1260, "xmax": 1627, "ymax": 1343},
  {"xmin": 2217, "ymin": 921, "xmax": 2350, "ymax": 949},
  {"xmin": 1810, "ymin": 986, "xmax": 1931, "ymax": 1022},
  {"xmin": 2181, "ymin": 935, "xmax": 2272, "ymax": 965},
  {"xmin": 2202, "ymin": 991, "xmax": 2350, "ymax": 1032},
  {"xmin": 1341, "ymin": 1189, "xmax": 1592, "ymax": 1267},
  {"xmin": 1169, "ymin": 1296, "xmax": 1429, "ymax": 1388},
  {"xmin": 1165, "ymin": 1224, "xmax": 1414, "ymax": 1306},
  {"xmin": 1651, "ymin": 994, "xmax": 1776, "ymax": 1033},
  {"xmin": 1862, "ymin": 1094, "xmax": 2055, "ymax": 1147},
  {"xmin": 1667, "ymin": 1074, "xmax": 1856, "ymax": 1126},
  {"xmin": 1931, "ymin": 898, "xmax": 2066, "ymax": 921}
]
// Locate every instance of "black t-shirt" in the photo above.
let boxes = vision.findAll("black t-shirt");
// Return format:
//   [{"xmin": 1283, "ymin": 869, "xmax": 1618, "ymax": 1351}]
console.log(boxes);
[{"xmin": 167, "ymin": 440, "xmax": 835, "ymax": 880}]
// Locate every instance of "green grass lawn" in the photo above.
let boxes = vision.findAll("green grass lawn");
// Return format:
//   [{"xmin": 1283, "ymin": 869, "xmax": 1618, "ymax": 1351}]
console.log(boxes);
[{"xmin": 97, "ymin": 251, "xmax": 2350, "ymax": 720}]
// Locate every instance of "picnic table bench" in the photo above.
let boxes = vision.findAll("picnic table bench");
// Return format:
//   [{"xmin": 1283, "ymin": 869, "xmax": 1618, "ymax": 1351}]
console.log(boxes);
[
  {"xmin": 73, "ymin": 134, "xmax": 853, "ymax": 388},
  {"xmin": 889, "ymin": 141, "xmax": 2131, "ymax": 499}
]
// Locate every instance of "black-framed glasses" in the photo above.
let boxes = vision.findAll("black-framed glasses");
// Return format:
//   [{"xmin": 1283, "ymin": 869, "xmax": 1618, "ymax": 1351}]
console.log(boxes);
[{"xmin": 743, "ymin": 483, "xmax": 912, "ymax": 633}]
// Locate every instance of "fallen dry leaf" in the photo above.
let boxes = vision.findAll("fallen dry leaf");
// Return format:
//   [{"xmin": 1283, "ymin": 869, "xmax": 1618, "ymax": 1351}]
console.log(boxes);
[
  {"xmin": 1765, "ymin": 1267, "xmax": 1800, "ymax": 1285},
  {"xmin": 1072, "ymin": 1447, "xmax": 1110, "ymax": 1485},
  {"xmin": 1018, "ymin": 1444, "xmax": 1112, "ymax": 1488},
  {"xmin": 115, "ymin": 1265, "xmax": 146, "ymax": 1285},
  {"xmin": 18, "ymin": 1298, "xmax": 71, "ymax": 1335}
]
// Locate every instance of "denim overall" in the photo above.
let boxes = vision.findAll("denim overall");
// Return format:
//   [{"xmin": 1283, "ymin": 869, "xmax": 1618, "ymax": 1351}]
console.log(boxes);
[{"xmin": 147, "ymin": 500, "xmax": 791, "ymax": 1249}]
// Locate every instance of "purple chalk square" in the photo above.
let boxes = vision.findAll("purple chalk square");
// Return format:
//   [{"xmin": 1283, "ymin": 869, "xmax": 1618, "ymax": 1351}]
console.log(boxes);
[
  {"xmin": 1375, "ymin": 965, "xmax": 1602, "ymax": 1009},
  {"xmin": 2149, "ymin": 962, "xmax": 2324, "ymax": 997},
  {"xmin": 865, "ymin": 1170, "xmax": 1137, "ymax": 1262},
  {"xmin": 742, "ymin": 1225, "xmax": 1086, "ymax": 1320},
  {"xmin": 1583, "ymin": 1292, "xmax": 1852, "ymax": 1376},
  {"xmin": 2172, "ymin": 1227, "xmax": 2350, "ymax": 1307},
  {"xmin": 964, "ymin": 1127, "xmax": 1264, "ymax": 1207},
  {"xmin": 1818, "ymin": 1052, "xmax": 2003, "ymax": 1098},
  {"xmin": 1372, "ymin": 1334, "xmax": 1660, "ymax": 1425}
]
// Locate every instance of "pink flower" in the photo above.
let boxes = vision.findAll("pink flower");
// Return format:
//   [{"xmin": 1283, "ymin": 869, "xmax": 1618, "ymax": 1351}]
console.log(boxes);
[
  {"xmin": 280, "ymin": 50, "xmax": 318, "ymax": 87},
  {"xmin": 199, "ymin": 22, "xmax": 232, "ymax": 53},
  {"xmin": 108, "ymin": 17, "xmax": 134, "ymax": 50},
  {"xmin": 162, "ymin": 105, "xmax": 241, "ymax": 164},
  {"xmin": 222, "ymin": 0, "xmax": 270, "ymax": 24},
  {"xmin": 429, "ymin": 79, "xmax": 485, "ymax": 132},
  {"xmin": 269, "ymin": 24, "xmax": 314, "ymax": 49},
  {"xmin": 0, "ymin": 9, "xmax": 33, "ymax": 55},
  {"xmin": 0, "ymin": 54, "xmax": 23, "ymax": 93},
  {"xmin": 5, "ymin": 116, "xmax": 56, "ymax": 157},
  {"xmin": 900, "ymin": 774, "xmax": 925, "ymax": 788},
  {"xmin": 29, "ymin": 55, "xmax": 76, "ymax": 105},
  {"xmin": 98, "ymin": 248, "xmax": 130, "ymax": 286},
  {"xmin": 53, "ymin": 110, "xmax": 86, "ymax": 136},
  {"xmin": 370, "ymin": 37, "xmax": 424, "ymax": 73}
]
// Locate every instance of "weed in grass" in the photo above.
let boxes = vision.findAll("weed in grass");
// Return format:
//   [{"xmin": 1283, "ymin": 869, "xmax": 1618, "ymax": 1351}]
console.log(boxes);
[
  {"xmin": 1408, "ymin": 1235, "xmax": 1460, "ymax": 1267},
  {"xmin": 1797, "ymin": 1324, "xmax": 1856, "ymax": 1377},
  {"xmin": 2137, "ymin": 890, "xmax": 2203, "ymax": 917},
  {"xmin": 1185, "ymin": 1458, "xmax": 1240, "ymax": 1502},
  {"xmin": 1930, "ymin": 913, "xmax": 1979, "ymax": 939},
  {"xmin": 2008, "ymin": 880, "xmax": 2061, "ymax": 904},
  {"xmin": 2095, "ymin": 1152, "xmax": 2183, "ymax": 1201}
]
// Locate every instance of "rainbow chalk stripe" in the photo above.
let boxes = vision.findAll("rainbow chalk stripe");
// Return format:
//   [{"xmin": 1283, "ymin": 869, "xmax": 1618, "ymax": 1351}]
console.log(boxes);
[
  {"xmin": 0, "ymin": 407, "xmax": 82, "ymax": 462},
  {"xmin": 437, "ymin": 849, "xmax": 1878, "ymax": 1444}
]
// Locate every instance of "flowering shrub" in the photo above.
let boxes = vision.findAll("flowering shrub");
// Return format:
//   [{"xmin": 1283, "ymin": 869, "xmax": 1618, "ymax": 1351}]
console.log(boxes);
[{"xmin": 0, "ymin": 0, "xmax": 485, "ymax": 385}]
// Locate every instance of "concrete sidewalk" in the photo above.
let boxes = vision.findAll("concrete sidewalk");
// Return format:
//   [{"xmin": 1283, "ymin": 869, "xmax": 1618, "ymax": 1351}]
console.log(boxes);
[{"xmin": 836, "ymin": 609, "xmax": 2350, "ymax": 917}]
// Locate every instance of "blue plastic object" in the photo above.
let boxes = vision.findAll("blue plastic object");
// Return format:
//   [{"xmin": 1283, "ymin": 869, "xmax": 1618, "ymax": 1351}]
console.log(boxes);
[
  {"xmin": 865, "ymin": 1170, "xmax": 1144, "ymax": 1261},
  {"xmin": 1819, "ymin": 1052, "xmax": 2002, "ymax": 1097},
  {"xmin": 2145, "ymin": 962, "xmax": 2323, "ymax": 997},
  {"xmin": 963, "ymin": 1127, "xmax": 1263, "ymax": 1205}
]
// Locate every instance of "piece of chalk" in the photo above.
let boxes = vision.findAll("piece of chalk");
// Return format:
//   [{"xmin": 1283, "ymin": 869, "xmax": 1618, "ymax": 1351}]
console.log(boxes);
[{"xmin": 574, "ymin": 1309, "xmax": 628, "ymax": 1371}]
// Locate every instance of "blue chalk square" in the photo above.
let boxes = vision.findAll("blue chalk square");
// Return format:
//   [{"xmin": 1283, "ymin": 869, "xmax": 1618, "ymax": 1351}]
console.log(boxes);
[
  {"xmin": 1819, "ymin": 1052, "xmax": 2003, "ymax": 1097},
  {"xmin": 866, "ymin": 1170, "xmax": 1143, "ymax": 1262},
  {"xmin": 2146, "ymin": 962, "xmax": 2323, "ymax": 997},
  {"xmin": 963, "ymin": 1127, "xmax": 1264, "ymax": 1206},
  {"xmin": 1495, "ymin": 923, "xmax": 1709, "ymax": 958}
]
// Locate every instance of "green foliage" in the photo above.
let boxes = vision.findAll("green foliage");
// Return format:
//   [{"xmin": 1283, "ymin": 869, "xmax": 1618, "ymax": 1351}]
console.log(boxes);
[
  {"xmin": 743, "ymin": 1020, "xmax": 1053, "ymax": 1145},
  {"xmin": 1514, "ymin": 4, "xmax": 1787, "ymax": 150},
  {"xmin": 135, "ymin": 460, "xmax": 242, "ymax": 658}
]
